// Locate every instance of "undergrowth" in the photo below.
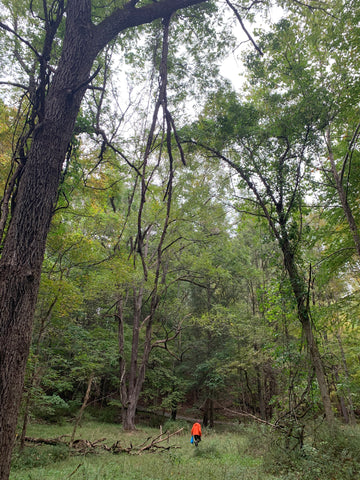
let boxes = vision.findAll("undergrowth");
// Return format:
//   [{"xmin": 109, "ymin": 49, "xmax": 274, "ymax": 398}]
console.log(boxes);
[
  {"xmin": 9, "ymin": 419, "xmax": 360, "ymax": 480},
  {"xmin": 263, "ymin": 421, "xmax": 360, "ymax": 480}
]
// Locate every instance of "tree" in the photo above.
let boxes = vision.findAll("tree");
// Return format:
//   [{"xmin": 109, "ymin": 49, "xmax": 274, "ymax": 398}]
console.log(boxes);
[
  {"xmin": 0, "ymin": 1, "xmax": 213, "ymax": 477},
  {"xmin": 189, "ymin": 74, "xmax": 335, "ymax": 421},
  {"xmin": 0, "ymin": 0, "xmax": 339, "ymax": 475}
]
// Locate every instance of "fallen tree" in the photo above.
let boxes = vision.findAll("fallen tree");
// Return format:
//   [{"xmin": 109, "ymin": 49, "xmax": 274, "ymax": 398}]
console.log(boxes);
[{"xmin": 22, "ymin": 427, "xmax": 184, "ymax": 455}]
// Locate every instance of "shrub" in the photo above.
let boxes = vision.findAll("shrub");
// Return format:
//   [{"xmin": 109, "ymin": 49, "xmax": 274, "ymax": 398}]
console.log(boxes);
[
  {"xmin": 263, "ymin": 422, "xmax": 360, "ymax": 480},
  {"xmin": 162, "ymin": 419, "xmax": 189, "ymax": 434},
  {"xmin": 32, "ymin": 394, "xmax": 70, "ymax": 423},
  {"xmin": 11, "ymin": 444, "xmax": 69, "ymax": 470}
]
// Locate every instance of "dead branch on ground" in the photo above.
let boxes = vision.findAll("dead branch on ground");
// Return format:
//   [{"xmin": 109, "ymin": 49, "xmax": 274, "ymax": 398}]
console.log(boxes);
[{"xmin": 22, "ymin": 428, "xmax": 184, "ymax": 455}]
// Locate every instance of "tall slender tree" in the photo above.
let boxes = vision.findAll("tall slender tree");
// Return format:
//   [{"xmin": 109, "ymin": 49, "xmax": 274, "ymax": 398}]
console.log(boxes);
[{"xmin": 188, "ymin": 78, "xmax": 335, "ymax": 421}]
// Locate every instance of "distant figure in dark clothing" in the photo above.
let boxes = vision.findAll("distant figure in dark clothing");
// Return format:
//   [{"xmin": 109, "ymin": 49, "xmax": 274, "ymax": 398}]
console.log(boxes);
[{"xmin": 191, "ymin": 421, "xmax": 202, "ymax": 446}]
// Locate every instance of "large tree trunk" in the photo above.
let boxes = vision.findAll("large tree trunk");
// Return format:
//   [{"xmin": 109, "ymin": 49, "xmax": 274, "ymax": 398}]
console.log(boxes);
[
  {"xmin": 122, "ymin": 399, "xmax": 138, "ymax": 431},
  {"xmin": 0, "ymin": 0, "xmax": 208, "ymax": 476},
  {"xmin": 118, "ymin": 287, "xmax": 147, "ymax": 431},
  {"xmin": 0, "ymin": 3, "xmax": 99, "ymax": 473}
]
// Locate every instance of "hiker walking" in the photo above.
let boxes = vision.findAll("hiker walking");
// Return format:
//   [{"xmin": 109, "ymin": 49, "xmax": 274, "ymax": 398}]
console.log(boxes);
[{"xmin": 191, "ymin": 421, "xmax": 202, "ymax": 446}]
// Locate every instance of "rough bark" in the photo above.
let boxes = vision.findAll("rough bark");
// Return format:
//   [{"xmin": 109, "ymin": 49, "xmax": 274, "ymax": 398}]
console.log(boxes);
[{"xmin": 0, "ymin": 0, "xmax": 207, "ymax": 477}]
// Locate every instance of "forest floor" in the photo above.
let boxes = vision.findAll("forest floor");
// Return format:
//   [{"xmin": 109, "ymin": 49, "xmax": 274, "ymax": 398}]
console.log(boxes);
[{"xmin": 9, "ymin": 420, "xmax": 282, "ymax": 480}]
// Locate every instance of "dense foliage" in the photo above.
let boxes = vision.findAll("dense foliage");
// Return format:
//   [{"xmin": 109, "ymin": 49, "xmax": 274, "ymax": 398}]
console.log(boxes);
[{"xmin": 1, "ymin": 0, "xmax": 360, "ymax": 477}]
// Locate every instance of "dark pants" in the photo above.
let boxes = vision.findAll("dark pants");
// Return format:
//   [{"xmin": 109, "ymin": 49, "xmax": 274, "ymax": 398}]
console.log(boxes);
[{"xmin": 194, "ymin": 435, "xmax": 201, "ymax": 446}]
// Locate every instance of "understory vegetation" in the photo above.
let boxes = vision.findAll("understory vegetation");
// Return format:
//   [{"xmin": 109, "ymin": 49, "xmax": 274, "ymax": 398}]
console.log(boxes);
[{"xmin": 10, "ymin": 420, "xmax": 360, "ymax": 480}]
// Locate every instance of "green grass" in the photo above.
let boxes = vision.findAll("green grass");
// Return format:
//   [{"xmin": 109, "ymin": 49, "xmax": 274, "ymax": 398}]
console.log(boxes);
[{"xmin": 10, "ymin": 421, "xmax": 281, "ymax": 480}]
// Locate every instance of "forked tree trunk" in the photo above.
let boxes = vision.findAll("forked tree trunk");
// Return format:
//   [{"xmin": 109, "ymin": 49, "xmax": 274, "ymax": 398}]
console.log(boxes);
[
  {"xmin": 119, "ymin": 288, "xmax": 156, "ymax": 431},
  {"xmin": 122, "ymin": 401, "xmax": 138, "ymax": 431}
]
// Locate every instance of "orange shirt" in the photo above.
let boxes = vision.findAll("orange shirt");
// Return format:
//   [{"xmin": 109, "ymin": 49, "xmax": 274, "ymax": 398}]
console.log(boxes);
[{"xmin": 191, "ymin": 422, "xmax": 202, "ymax": 436}]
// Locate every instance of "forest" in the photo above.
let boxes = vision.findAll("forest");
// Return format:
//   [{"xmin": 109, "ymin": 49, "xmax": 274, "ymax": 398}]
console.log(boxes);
[{"xmin": 0, "ymin": 0, "xmax": 360, "ymax": 479}]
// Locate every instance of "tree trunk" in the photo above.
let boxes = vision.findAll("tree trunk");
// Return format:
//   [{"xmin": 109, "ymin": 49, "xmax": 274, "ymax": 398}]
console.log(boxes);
[
  {"xmin": 209, "ymin": 398, "xmax": 214, "ymax": 428},
  {"xmin": 333, "ymin": 368, "xmax": 350, "ymax": 424},
  {"xmin": 256, "ymin": 366, "xmax": 266, "ymax": 419},
  {"xmin": 0, "ymin": 1, "xmax": 205, "ymax": 476},
  {"xmin": 326, "ymin": 128, "xmax": 360, "ymax": 257},
  {"xmin": 336, "ymin": 332, "xmax": 356, "ymax": 425},
  {"xmin": 281, "ymin": 241, "xmax": 334, "ymax": 423},
  {"xmin": 118, "ymin": 288, "xmax": 145, "ymax": 431},
  {"xmin": 202, "ymin": 398, "xmax": 209, "ymax": 427},
  {"xmin": 171, "ymin": 404, "xmax": 177, "ymax": 421},
  {"xmin": 300, "ymin": 319, "xmax": 333, "ymax": 421},
  {"xmin": 70, "ymin": 373, "xmax": 94, "ymax": 446},
  {"xmin": 0, "ymin": 20, "xmax": 98, "ymax": 478},
  {"xmin": 220, "ymin": 144, "xmax": 334, "ymax": 423},
  {"xmin": 122, "ymin": 399, "xmax": 137, "ymax": 431}
]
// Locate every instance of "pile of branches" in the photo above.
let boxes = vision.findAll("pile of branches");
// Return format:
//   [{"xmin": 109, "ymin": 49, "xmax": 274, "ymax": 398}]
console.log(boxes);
[{"xmin": 23, "ymin": 427, "xmax": 184, "ymax": 455}]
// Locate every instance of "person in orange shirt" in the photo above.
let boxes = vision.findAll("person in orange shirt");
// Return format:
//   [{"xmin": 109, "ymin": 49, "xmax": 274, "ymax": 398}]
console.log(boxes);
[{"xmin": 191, "ymin": 421, "xmax": 202, "ymax": 446}]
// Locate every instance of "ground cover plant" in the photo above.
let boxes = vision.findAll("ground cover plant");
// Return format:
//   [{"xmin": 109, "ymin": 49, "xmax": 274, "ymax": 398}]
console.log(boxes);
[
  {"xmin": 10, "ymin": 420, "xmax": 279, "ymax": 480},
  {"xmin": 10, "ymin": 420, "xmax": 360, "ymax": 480},
  {"xmin": 263, "ymin": 422, "xmax": 360, "ymax": 480}
]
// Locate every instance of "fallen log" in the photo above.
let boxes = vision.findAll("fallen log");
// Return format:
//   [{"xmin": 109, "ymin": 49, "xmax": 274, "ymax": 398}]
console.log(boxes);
[
  {"xmin": 23, "ymin": 435, "xmax": 69, "ymax": 445},
  {"xmin": 108, "ymin": 428, "xmax": 184, "ymax": 455},
  {"xmin": 23, "ymin": 428, "xmax": 184, "ymax": 455},
  {"xmin": 136, "ymin": 428, "xmax": 183, "ymax": 454},
  {"xmin": 222, "ymin": 407, "xmax": 278, "ymax": 428}
]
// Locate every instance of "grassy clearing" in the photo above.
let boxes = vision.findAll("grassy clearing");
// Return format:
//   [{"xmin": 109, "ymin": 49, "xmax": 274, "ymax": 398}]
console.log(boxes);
[
  {"xmin": 11, "ymin": 420, "xmax": 360, "ymax": 480},
  {"xmin": 10, "ymin": 421, "xmax": 281, "ymax": 480}
]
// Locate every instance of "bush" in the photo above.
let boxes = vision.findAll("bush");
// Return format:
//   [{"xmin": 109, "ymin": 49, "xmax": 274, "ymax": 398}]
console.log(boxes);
[
  {"xmin": 11, "ymin": 444, "xmax": 69, "ymax": 470},
  {"xmin": 162, "ymin": 419, "xmax": 189, "ymax": 434},
  {"xmin": 32, "ymin": 394, "xmax": 70, "ymax": 423},
  {"xmin": 263, "ymin": 422, "xmax": 360, "ymax": 480}
]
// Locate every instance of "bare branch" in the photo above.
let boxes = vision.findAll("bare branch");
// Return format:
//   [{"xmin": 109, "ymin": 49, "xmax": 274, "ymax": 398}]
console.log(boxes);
[
  {"xmin": 0, "ymin": 81, "xmax": 28, "ymax": 90},
  {"xmin": 341, "ymin": 119, "xmax": 360, "ymax": 184},
  {"xmin": 224, "ymin": 0, "xmax": 263, "ymax": 56},
  {"xmin": 0, "ymin": 21, "xmax": 41, "ymax": 60}
]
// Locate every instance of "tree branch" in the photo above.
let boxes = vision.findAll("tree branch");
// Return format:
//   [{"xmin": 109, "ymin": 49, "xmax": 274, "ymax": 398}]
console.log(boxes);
[
  {"xmin": 93, "ymin": 0, "xmax": 209, "ymax": 52},
  {"xmin": 0, "ymin": 21, "xmax": 41, "ymax": 60},
  {"xmin": 224, "ymin": 0, "xmax": 263, "ymax": 56}
]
